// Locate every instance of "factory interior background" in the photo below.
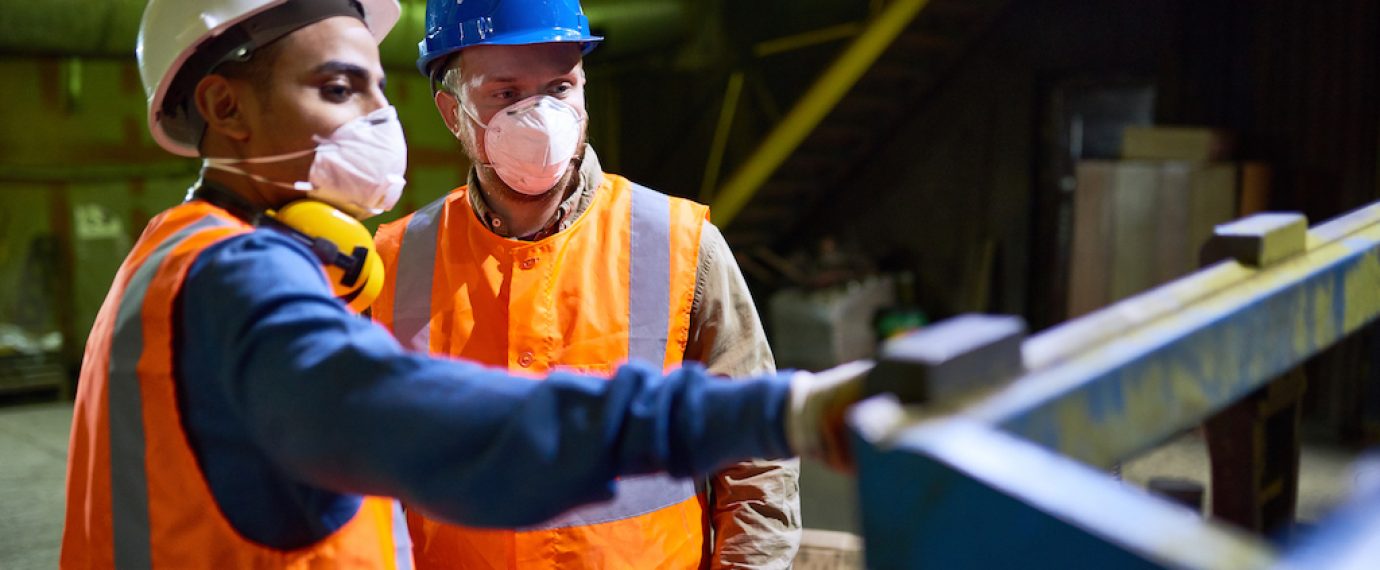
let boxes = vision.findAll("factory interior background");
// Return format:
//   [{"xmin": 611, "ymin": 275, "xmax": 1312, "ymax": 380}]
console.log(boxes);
[{"xmin": 4, "ymin": 0, "xmax": 1380, "ymax": 567}]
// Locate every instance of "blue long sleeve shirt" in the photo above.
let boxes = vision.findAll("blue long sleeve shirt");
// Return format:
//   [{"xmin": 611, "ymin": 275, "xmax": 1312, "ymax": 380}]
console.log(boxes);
[{"xmin": 174, "ymin": 228, "xmax": 795, "ymax": 550}]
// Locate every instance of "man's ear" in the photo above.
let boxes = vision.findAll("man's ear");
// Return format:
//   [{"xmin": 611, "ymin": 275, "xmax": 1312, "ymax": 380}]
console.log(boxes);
[
  {"xmin": 194, "ymin": 75, "xmax": 251, "ymax": 142},
  {"xmin": 434, "ymin": 89, "xmax": 463, "ymax": 138}
]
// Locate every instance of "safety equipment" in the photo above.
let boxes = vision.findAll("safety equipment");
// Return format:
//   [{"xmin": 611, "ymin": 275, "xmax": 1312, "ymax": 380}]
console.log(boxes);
[
  {"xmin": 262, "ymin": 200, "xmax": 386, "ymax": 313},
  {"xmin": 61, "ymin": 200, "xmax": 411, "ymax": 568},
  {"xmin": 138, "ymin": 0, "xmax": 402, "ymax": 157},
  {"xmin": 189, "ymin": 183, "xmax": 385, "ymax": 313},
  {"xmin": 466, "ymin": 95, "xmax": 583, "ymax": 195},
  {"xmin": 204, "ymin": 105, "xmax": 408, "ymax": 219},
  {"xmin": 416, "ymin": 0, "xmax": 603, "ymax": 76},
  {"xmin": 786, "ymin": 360, "xmax": 876, "ymax": 470},
  {"xmin": 372, "ymin": 175, "xmax": 710, "ymax": 569}
]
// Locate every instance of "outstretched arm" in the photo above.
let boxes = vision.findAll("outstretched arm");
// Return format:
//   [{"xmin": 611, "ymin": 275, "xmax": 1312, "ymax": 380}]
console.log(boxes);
[{"xmin": 182, "ymin": 231, "xmax": 795, "ymax": 528}]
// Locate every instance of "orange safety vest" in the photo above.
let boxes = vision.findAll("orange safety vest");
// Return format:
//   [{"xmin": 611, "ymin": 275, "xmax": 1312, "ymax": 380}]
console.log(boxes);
[
  {"xmin": 372, "ymin": 174, "xmax": 710, "ymax": 569},
  {"xmin": 62, "ymin": 201, "xmax": 412, "ymax": 569}
]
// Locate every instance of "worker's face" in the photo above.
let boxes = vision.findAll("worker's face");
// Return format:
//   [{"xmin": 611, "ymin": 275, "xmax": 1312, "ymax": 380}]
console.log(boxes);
[
  {"xmin": 436, "ymin": 43, "xmax": 587, "ymax": 189},
  {"xmin": 218, "ymin": 16, "xmax": 389, "ymax": 184}
]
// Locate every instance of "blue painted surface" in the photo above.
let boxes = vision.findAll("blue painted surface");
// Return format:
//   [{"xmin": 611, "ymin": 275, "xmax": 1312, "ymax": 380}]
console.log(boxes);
[
  {"xmin": 854, "ymin": 430, "xmax": 1163, "ymax": 570},
  {"xmin": 995, "ymin": 242, "xmax": 1380, "ymax": 467},
  {"xmin": 854, "ymin": 203, "xmax": 1380, "ymax": 569}
]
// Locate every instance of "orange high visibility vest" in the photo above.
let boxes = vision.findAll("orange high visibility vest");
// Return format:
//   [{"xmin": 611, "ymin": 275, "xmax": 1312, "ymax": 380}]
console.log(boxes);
[
  {"xmin": 373, "ymin": 174, "xmax": 710, "ymax": 569},
  {"xmin": 62, "ymin": 201, "xmax": 412, "ymax": 569}
]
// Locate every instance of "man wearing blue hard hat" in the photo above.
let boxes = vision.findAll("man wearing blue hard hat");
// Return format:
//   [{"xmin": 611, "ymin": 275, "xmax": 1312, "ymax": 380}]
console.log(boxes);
[
  {"xmin": 370, "ymin": 0, "xmax": 803, "ymax": 568},
  {"xmin": 62, "ymin": 0, "xmax": 870, "ymax": 567}
]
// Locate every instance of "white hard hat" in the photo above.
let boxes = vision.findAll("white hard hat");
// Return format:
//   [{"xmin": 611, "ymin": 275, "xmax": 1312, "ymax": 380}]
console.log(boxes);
[{"xmin": 137, "ymin": 0, "xmax": 401, "ymax": 157}]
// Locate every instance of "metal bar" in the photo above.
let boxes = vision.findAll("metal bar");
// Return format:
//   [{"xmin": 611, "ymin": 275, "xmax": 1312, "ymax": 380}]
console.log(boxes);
[
  {"xmin": 699, "ymin": 72, "xmax": 744, "ymax": 202},
  {"xmin": 867, "ymin": 314, "xmax": 1025, "ymax": 405},
  {"xmin": 1309, "ymin": 201, "xmax": 1380, "ymax": 244},
  {"xmin": 751, "ymin": 23, "xmax": 864, "ymax": 58},
  {"xmin": 852, "ymin": 202, "xmax": 1380, "ymax": 568},
  {"xmin": 709, "ymin": 0, "xmax": 933, "ymax": 226},
  {"xmin": 1279, "ymin": 486, "xmax": 1380, "ymax": 569},
  {"xmin": 1021, "ymin": 261, "xmax": 1254, "ymax": 371},
  {"xmin": 968, "ymin": 206, "xmax": 1380, "ymax": 468},
  {"xmin": 1025, "ymin": 205, "xmax": 1380, "ymax": 373},
  {"xmin": 852, "ymin": 404, "xmax": 1277, "ymax": 569}
]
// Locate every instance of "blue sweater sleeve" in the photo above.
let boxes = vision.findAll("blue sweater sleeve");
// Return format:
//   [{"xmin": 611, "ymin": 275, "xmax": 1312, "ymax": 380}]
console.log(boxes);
[{"xmin": 180, "ymin": 230, "xmax": 793, "ymax": 528}]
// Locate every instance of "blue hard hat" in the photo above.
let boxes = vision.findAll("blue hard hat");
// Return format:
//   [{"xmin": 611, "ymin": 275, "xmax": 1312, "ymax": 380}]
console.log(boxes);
[{"xmin": 417, "ymin": 0, "xmax": 603, "ymax": 76}]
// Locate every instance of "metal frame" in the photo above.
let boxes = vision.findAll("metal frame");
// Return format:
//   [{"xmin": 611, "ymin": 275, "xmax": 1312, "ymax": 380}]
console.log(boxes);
[
  {"xmin": 709, "ymin": 0, "xmax": 934, "ymax": 225},
  {"xmin": 851, "ymin": 202, "xmax": 1380, "ymax": 569}
]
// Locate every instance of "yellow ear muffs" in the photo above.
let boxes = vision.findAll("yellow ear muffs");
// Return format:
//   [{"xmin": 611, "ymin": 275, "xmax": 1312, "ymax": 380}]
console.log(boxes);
[{"xmin": 262, "ymin": 200, "xmax": 385, "ymax": 314}]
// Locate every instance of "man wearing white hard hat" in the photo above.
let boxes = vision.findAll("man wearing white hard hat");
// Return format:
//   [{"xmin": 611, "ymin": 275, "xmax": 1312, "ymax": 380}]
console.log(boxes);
[
  {"xmin": 61, "ymin": 0, "xmax": 867, "ymax": 567},
  {"xmin": 370, "ymin": 0, "xmax": 802, "ymax": 568}
]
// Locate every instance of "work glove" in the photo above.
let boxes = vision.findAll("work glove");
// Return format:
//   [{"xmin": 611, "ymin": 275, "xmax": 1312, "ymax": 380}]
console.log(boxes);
[{"xmin": 785, "ymin": 360, "xmax": 875, "ymax": 471}]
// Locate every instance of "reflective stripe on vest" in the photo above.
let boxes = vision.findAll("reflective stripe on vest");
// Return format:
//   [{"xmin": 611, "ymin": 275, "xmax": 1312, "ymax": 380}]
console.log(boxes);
[
  {"xmin": 91, "ymin": 208, "xmax": 412, "ymax": 569},
  {"xmin": 109, "ymin": 216, "xmax": 228, "ymax": 568},
  {"xmin": 393, "ymin": 197, "xmax": 446, "ymax": 353},
  {"xmin": 628, "ymin": 184, "xmax": 671, "ymax": 367},
  {"xmin": 393, "ymin": 183, "xmax": 697, "ymax": 530},
  {"xmin": 391, "ymin": 500, "xmax": 414, "ymax": 570}
]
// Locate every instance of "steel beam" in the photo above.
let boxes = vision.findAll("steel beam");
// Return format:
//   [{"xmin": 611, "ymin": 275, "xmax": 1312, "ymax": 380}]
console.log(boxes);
[
  {"xmin": 709, "ymin": 0, "xmax": 934, "ymax": 226},
  {"xmin": 851, "ymin": 201, "xmax": 1380, "ymax": 568},
  {"xmin": 852, "ymin": 402, "xmax": 1276, "ymax": 569},
  {"xmin": 1280, "ymin": 486, "xmax": 1380, "ymax": 569},
  {"xmin": 976, "ymin": 205, "xmax": 1380, "ymax": 468}
]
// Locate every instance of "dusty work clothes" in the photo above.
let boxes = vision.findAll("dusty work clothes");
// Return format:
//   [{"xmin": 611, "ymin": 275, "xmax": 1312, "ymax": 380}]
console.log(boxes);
[
  {"xmin": 62, "ymin": 194, "xmax": 796, "ymax": 569},
  {"xmin": 372, "ymin": 149, "xmax": 800, "ymax": 569}
]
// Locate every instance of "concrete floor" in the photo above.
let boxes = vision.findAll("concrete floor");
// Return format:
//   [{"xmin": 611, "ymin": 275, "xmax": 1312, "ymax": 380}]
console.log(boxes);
[
  {"xmin": 1121, "ymin": 429, "xmax": 1356, "ymax": 524},
  {"xmin": 0, "ymin": 402, "xmax": 1361, "ymax": 568},
  {"xmin": 0, "ymin": 402, "xmax": 70, "ymax": 569}
]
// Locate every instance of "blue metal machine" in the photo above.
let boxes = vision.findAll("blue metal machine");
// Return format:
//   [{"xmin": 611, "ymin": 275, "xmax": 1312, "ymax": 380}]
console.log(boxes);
[{"xmin": 852, "ymin": 204, "xmax": 1380, "ymax": 568}]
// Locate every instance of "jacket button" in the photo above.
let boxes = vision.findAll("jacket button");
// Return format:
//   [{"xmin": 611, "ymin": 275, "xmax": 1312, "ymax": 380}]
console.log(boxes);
[
  {"xmin": 518, "ymin": 352, "xmax": 535, "ymax": 368},
  {"xmin": 520, "ymin": 258, "xmax": 538, "ymax": 270}
]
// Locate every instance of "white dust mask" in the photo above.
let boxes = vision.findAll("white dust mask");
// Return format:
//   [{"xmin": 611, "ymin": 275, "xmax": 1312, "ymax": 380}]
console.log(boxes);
[
  {"xmin": 464, "ymin": 95, "xmax": 583, "ymax": 196},
  {"xmin": 203, "ymin": 105, "xmax": 408, "ymax": 219}
]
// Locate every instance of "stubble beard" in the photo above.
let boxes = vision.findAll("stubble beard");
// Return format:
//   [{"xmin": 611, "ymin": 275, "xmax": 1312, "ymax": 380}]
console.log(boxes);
[{"xmin": 468, "ymin": 128, "xmax": 587, "ymax": 205}]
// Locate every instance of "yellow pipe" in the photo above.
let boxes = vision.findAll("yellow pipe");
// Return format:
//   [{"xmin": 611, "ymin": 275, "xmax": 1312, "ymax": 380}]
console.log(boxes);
[
  {"xmin": 700, "ymin": 72, "xmax": 745, "ymax": 202},
  {"xmin": 752, "ymin": 23, "xmax": 863, "ymax": 58},
  {"xmin": 710, "ymin": 0, "xmax": 932, "ymax": 226}
]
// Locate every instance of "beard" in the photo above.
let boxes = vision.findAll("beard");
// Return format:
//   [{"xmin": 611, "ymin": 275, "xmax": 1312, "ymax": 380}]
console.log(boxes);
[
  {"xmin": 466, "ymin": 127, "xmax": 587, "ymax": 205},
  {"xmin": 485, "ymin": 158, "xmax": 581, "ymax": 203}
]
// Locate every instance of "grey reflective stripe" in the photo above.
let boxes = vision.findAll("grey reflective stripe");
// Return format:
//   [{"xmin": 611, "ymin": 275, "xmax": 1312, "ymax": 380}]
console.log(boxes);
[
  {"xmin": 394, "ymin": 197, "xmax": 447, "ymax": 351},
  {"xmin": 524, "ymin": 184, "xmax": 694, "ymax": 531},
  {"xmin": 393, "ymin": 185, "xmax": 696, "ymax": 531},
  {"xmin": 520, "ymin": 473, "xmax": 697, "ymax": 530},
  {"xmin": 390, "ymin": 500, "xmax": 413, "ymax": 569},
  {"xmin": 628, "ymin": 184, "xmax": 671, "ymax": 367},
  {"xmin": 109, "ymin": 217, "xmax": 227, "ymax": 569}
]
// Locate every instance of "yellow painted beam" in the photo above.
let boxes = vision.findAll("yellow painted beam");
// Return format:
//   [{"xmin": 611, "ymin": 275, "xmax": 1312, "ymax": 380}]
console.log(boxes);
[
  {"xmin": 700, "ymin": 72, "xmax": 745, "ymax": 202},
  {"xmin": 711, "ymin": 0, "xmax": 932, "ymax": 226},
  {"xmin": 752, "ymin": 23, "xmax": 863, "ymax": 58}
]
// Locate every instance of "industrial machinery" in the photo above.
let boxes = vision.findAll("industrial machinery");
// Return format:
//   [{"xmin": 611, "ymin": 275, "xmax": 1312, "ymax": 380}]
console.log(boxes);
[{"xmin": 854, "ymin": 205, "xmax": 1380, "ymax": 568}]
